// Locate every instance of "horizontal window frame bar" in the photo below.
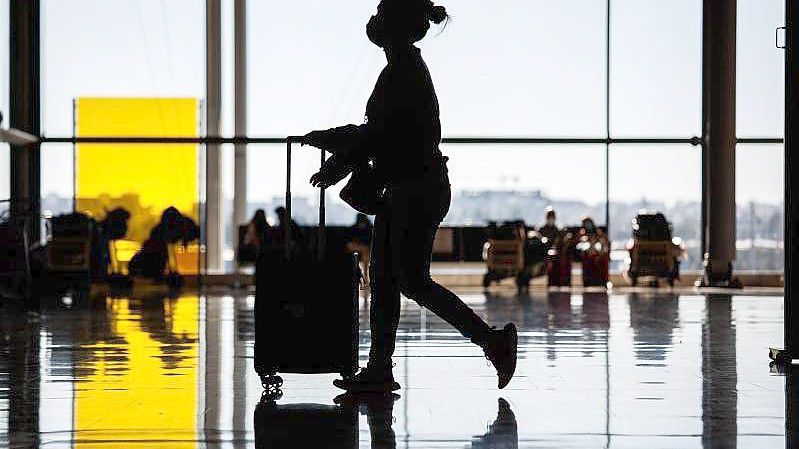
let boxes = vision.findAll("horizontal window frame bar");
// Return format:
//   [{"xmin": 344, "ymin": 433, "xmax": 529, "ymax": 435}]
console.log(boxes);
[
  {"xmin": 736, "ymin": 138, "xmax": 785, "ymax": 144},
  {"xmin": 38, "ymin": 136, "xmax": 783, "ymax": 145}
]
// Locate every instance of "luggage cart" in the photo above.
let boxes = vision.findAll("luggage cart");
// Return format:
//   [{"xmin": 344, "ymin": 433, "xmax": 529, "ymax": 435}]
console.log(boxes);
[
  {"xmin": 0, "ymin": 201, "xmax": 33, "ymax": 302},
  {"xmin": 482, "ymin": 221, "xmax": 548, "ymax": 290},
  {"xmin": 46, "ymin": 213, "xmax": 95, "ymax": 292},
  {"xmin": 625, "ymin": 211, "xmax": 684, "ymax": 287}
]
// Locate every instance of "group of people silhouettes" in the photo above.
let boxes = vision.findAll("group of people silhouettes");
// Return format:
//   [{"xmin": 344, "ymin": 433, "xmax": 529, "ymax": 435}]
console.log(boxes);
[{"xmin": 243, "ymin": 207, "xmax": 302, "ymax": 256}]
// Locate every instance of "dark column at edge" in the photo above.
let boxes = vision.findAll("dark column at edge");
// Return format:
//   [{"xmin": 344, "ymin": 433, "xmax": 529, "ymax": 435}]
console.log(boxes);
[
  {"xmin": 785, "ymin": 0, "xmax": 798, "ymax": 361},
  {"xmin": 9, "ymin": 0, "xmax": 41, "ymax": 242}
]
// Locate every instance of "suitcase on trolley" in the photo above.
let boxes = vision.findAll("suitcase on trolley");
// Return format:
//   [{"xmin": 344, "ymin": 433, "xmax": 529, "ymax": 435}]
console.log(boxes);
[{"xmin": 254, "ymin": 136, "xmax": 360, "ymax": 398}]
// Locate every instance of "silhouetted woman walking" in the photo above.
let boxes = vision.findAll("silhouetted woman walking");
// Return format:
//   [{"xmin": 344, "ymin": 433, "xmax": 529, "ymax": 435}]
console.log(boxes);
[{"xmin": 303, "ymin": 0, "xmax": 517, "ymax": 392}]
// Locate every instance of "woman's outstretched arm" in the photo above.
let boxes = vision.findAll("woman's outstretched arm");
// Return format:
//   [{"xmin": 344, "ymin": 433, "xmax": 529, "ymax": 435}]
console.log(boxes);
[{"xmin": 303, "ymin": 71, "xmax": 419, "ymax": 158}]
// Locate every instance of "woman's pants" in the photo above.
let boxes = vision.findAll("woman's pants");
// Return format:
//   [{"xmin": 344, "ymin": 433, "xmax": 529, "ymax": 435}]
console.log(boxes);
[{"xmin": 368, "ymin": 177, "xmax": 492, "ymax": 369}]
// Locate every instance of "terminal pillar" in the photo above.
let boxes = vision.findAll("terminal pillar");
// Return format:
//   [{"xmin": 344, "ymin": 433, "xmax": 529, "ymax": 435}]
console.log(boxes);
[
  {"xmin": 700, "ymin": 0, "xmax": 738, "ymax": 287},
  {"xmin": 233, "ymin": 0, "xmax": 248, "ymax": 266},
  {"xmin": 206, "ymin": 0, "xmax": 224, "ymax": 272},
  {"xmin": 785, "ymin": 0, "xmax": 799, "ymax": 359},
  {"xmin": 9, "ymin": 0, "xmax": 41, "ymax": 243}
]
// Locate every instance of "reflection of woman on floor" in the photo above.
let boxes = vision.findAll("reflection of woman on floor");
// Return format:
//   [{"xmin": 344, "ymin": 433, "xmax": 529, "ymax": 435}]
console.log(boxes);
[
  {"xmin": 332, "ymin": 394, "xmax": 518, "ymax": 449},
  {"xmin": 469, "ymin": 398, "xmax": 518, "ymax": 449},
  {"xmin": 302, "ymin": 0, "xmax": 517, "ymax": 392}
]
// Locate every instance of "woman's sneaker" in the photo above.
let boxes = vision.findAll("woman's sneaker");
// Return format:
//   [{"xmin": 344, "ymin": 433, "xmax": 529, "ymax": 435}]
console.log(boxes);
[
  {"xmin": 333, "ymin": 366, "xmax": 401, "ymax": 393},
  {"xmin": 481, "ymin": 323, "xmax": 518, "ymax": 389}
]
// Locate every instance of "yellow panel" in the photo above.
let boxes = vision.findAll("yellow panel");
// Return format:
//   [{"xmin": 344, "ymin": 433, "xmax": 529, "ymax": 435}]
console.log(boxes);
[
  {"xmin": 74, "ymin": 296, "xmax": 199, "ymax": 448},
  {"xmin": 75, "ymin": 98, "xmax": 199, "ymax": 249}
]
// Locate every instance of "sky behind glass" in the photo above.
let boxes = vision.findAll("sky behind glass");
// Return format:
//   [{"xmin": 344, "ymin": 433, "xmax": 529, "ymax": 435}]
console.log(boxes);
[{"xmin": 0, "ymin": 0, "xmax": 787, "ymax": 206}]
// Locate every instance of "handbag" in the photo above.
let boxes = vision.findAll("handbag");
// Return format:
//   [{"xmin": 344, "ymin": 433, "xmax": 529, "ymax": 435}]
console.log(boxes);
[{"xmin": 339, "ymin": 162, "xmax": 384, "ymax": 216}]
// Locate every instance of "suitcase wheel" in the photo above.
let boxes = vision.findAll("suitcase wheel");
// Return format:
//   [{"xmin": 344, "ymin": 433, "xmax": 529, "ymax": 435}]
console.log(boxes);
[
  {"xmin": 261, "ymin": 387, "xmax": 283, "ymax": 402},
  {"xmin": 260, "ymin": 374, "xmax": 283, "ymax": 389},
  {"xmin": 261, "ymin": 374, "xmax": 283, "ymax": 401}
]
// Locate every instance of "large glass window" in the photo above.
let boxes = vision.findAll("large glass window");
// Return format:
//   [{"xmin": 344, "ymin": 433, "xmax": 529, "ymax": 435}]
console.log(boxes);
[
  {"xmin": 423, "ymin": 1, "xmax": 606, "ymax": 137},
  {"xmin": 736, "ymin": 144, "xmax": 784, "ymax": 271},
  {"xmin": 249, "ymin": 144, "xmax": 599, "ymax": 229},
  {"xmin": 248, "ymin": 0, "xmax": 606, "ymax": 138},
  {"xmin": 247, "ymin": 1, "xmax": 384, "ymax": 137},
  {"xmin": 735, "ymin": 0, "xmax": 785, "ymax": 272},
  {"xmin": 610, "ymin": 0, "xmax": 702, "ymax": 137},
  {"xmin": 247, "ymin": 144, "xmax": 607, "ymax": 228},
  {"xmin": 441, "ymin": 144, "xmax": 606, "ymax": 226},
  {"xmin": 609, "ymin": 145, "xmax": 702, "ymax": 270},
  {"xmin": 34, "ymin": 1, "xmax": 787, "ymax": 275},
  {"xmin": 41, "ymin": 0, "xmax": 205, "ymax": 205},
  {"xmin": 40, "ymin": 143, "xmax": 73, "ymax": 218},
  {"xmin": 737, "ymin": 0, "xmax": 785, "ymax": 138}
]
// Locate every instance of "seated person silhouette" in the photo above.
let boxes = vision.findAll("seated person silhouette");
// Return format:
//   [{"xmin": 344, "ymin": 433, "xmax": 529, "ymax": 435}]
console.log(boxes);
[
  {"xmin": 578, "ymin": 216, "xmax": 609, "ymax": 250},
  {"xmin": 271, "ymin": 206, "xmax": 303, "ymax": 252},
  {"xmin": 93, "ymin": 207, "xmax": 131, "ymax": 280},
  {"xmin": 576, "ymin": 216, "xmax": 610, "ymax": 287},
  {"xmin": 128, "ymin": 207, "xmax": 199, "ymax": 281},
  {"xmin": 538, "ymin": 206, "xmax": 561, "ymax": 245},
  {"xmin": 242, "ymin": 209, "xmax": 271, "ymax": 261},
  {"xmin": 245, "ymin": 209, "xmax": 270, "ymax": 248},
  {"xmin": 301, "ymin": 0, "xmax": 517, "ymax": 392}
]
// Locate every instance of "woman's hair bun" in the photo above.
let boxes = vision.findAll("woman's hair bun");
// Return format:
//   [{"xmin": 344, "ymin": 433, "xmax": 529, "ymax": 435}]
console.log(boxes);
[{"xmin": 428, "ymin": 4, "xmax": 448, "ymax": 24}]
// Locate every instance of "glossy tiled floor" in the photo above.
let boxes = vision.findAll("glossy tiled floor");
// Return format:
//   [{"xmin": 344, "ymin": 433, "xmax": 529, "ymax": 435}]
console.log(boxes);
[{"xmin": 0, "ymin": 288, "xmax": 790, "ymax": 448}]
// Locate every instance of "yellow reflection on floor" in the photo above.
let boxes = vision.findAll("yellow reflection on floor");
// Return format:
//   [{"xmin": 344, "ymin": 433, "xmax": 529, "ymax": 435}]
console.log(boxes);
[{"xmin": 74, "ymin": 295, "xmax": 199, "ymax": 448}]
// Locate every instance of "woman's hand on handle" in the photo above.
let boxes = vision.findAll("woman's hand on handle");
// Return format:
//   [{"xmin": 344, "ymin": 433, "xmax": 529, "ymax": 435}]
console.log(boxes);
[
  {"xmin": 300, "ymin": 130, "xmax": 326, "ymax": 149},
  {"xmin": 310, "ymin": 168, "xmax": 348, "ymax": 189},
  {"xmin": 309, "ymin": 155, "xmax": 353, "ymax": 188},
  {"xmin": 309, "ymin": 171, "xmax": 334, "ymax": 189}
]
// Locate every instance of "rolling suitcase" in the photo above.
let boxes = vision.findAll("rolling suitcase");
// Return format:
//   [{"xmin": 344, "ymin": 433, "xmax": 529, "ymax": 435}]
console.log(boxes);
[{"xmin": 254, "ymin": 136, "xmax": 360, "ymax": 398}]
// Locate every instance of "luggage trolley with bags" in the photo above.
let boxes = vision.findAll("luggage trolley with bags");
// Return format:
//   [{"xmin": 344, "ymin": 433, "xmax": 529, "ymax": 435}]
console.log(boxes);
[{"xmin": 254, "ymin": 137, "xmax": 360, "ymax": 399}]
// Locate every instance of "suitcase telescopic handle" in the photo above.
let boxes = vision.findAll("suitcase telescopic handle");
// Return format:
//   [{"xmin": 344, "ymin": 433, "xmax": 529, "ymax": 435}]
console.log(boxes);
[{"xmin": 285, "ymin": 136, "xmax": 326, "ymax": 261}]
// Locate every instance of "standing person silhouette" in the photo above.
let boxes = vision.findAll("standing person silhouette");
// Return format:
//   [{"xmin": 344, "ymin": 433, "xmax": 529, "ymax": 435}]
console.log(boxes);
[{"xmin": 302, "ymin": 0, "xmax": 517, "ymax": 392}]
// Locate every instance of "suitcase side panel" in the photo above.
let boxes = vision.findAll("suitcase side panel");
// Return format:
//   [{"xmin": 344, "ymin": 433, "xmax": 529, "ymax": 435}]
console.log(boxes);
[{"xmin": 254, "ymin": 253, "xmax": 359, "ymax": 376}]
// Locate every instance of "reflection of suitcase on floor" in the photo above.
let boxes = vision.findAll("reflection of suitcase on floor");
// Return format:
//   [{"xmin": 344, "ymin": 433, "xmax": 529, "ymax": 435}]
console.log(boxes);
[
  {"xmin": 254, "ymin": 398, "xmax": 358, "ymax": 449},
  {"xmin": 254, "ymin": 137, "xmax": 359, "ymax": 395}
]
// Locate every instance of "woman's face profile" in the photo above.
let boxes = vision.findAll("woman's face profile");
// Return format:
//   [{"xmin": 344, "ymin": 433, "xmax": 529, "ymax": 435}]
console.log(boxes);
[{"xmin": 366, "ymin": 3, "xmax": 387, "ymax": 48}]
